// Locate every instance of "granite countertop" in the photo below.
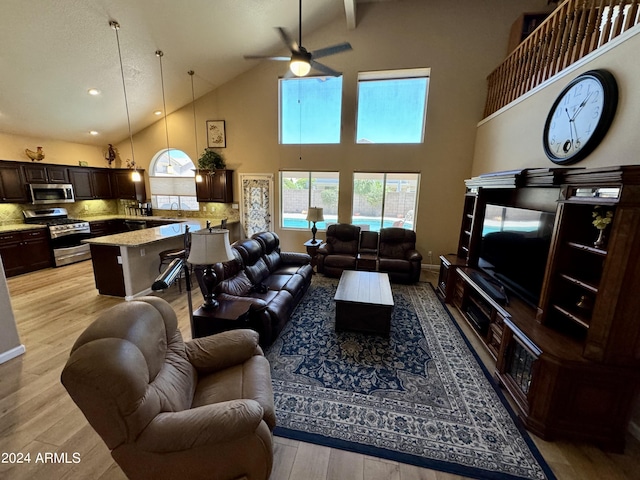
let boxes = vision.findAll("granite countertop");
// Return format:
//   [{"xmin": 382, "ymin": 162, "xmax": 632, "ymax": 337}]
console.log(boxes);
[
  {"xmin": 0, "ymin": 223, "xmax": 48, "ymax": 234},
  {"xmin": 83, "ymin": 219, "xmax": 207, "ymax": 247}
]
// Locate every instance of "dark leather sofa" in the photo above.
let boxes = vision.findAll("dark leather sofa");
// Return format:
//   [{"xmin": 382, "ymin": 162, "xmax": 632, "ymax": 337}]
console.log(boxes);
[
  {"xmin": 378, "ymin": 227, "xmax": 422, "ymax": 283},
  {"xmin": 205, "ymin": 231, "xmax": 312, "ymax": 347},
  {"xmin": 316, "ymin": 223, "xmax": 361, "ymax": 277}
]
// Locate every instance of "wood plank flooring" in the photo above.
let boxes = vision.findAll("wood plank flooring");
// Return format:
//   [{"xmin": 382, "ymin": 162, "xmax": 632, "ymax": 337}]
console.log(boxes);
[{"xmin": 1, "ymin": 261, "xmax": 639, "ymax": 479}]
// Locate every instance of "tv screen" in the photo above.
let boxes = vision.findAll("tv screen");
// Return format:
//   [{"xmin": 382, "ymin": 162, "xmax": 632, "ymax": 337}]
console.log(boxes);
[{"xmin": 479, "ymin": 204, "xmax": 555, "ymax": 306}]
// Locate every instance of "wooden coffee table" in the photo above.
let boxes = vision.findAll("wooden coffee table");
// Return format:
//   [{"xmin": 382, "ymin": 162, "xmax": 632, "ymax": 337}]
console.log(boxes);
[{"xmin": 334, "ymin": 270, "xmax": 394, "ymax": 336}]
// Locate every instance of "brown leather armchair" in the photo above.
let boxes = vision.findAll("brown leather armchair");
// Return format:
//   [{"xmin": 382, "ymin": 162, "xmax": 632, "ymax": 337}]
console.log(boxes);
[
  {"xmin": 316, "ymin": 223, "xmax": 361, "ymax": 277},
  {"xmin": 378, "ymin": 227, "xmax": 423, "ymax": 283},
  {"xmin": 61, "ymin": 296, "xmax": 275, "ymax": 480}
]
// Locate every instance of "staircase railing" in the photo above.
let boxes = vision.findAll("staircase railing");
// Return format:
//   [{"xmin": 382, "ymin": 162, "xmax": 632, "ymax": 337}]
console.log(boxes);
[{"xmin": 484, "ymin": 0, "xmax": 639, "ymax": 118}]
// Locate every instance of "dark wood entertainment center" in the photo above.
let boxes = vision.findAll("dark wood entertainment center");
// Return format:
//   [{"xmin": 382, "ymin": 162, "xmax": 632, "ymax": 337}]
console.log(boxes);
[{"xmin": 437, "ymin": 165, "xmax": 640, "ymax": 451}]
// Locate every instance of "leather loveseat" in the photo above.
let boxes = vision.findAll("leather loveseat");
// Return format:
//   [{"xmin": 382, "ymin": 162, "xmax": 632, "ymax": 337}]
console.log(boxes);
[
  {"xmin": 61, "ymin": 296, "xmax": 275, "ymax": 480},
  {"xmin": 209, "ymin": 231, "xmax": 313, "ymax": 347},
  {"xmin": 316, "ymin": 223, "xmax": 361, "ymax": 277}
]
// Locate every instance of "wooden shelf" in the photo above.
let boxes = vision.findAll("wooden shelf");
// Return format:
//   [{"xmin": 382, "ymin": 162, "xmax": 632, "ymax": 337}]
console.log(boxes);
[
  {"xmin": 551, "ymin": 304, "xmax": 590, "ymax": 329},
  {"xmin": 566, "ymin": 241, "xmax": 608, "ymax": 257},
  {"xmin": 558, "ymin": 273, "xmax": 598, "ymax": 294}
]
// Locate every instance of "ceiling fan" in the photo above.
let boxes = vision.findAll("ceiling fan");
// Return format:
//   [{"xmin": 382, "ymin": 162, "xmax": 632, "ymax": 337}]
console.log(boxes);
[{"xmin": 244, "ymin": 0, "xmax": 352, "ymax": 77}]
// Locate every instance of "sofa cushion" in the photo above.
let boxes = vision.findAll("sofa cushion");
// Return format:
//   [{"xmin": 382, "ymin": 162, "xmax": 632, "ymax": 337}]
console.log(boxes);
[
  {"xmin": 324, "ymin": 254, "xmax": 357, "ymax": 269},
  {"xmin": 218, "ymin": 270, "xmax": 253, "ymax": 297},
  {"xmin": 379, "ymin": 258, "xmax": 411, "ymax": 273},
  {"xmin": 236, "ymin": 239, "xmax": 271, "ymax": 285}
]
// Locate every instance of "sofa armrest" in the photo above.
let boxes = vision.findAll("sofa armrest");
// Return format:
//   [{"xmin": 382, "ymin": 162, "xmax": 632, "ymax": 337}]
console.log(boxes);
[
  {"xmin": 280, "ymin": 251, "xmax": 311, "ymax": 265},
  {"xmin": 317, "ymin": 243, "xmax": 331, "ymax": 255},
  {"xmin": 405, "ymin": 249, "xmax": 423, "ymax": 262},
  {"xmin": 185, "ymin": 329, "xmax": 261, "ymax": 373},
  {"xmin": 136, "ymin": 399, "xmax": 265, "ymax": 452},
  {"xmin": 216, "ymin": 293, "xmax": 268, "ymax": 312}
]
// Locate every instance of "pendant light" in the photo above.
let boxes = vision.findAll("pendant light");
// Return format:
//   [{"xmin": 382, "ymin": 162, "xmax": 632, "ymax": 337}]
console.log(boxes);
[
  {"xmin": 189, "ymin": 70, "xmax": 203, "ymax": 183},
  {"xmin": 156, "ymin": 50, "xmax": 173, "ymax": 176},
  {"xmin": 110, "ymin": 20, "xmax": 141, "ymax": 182}
]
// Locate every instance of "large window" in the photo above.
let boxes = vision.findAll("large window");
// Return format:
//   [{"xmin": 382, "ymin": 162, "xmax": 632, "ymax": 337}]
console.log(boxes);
[
  {"xmin": 352, "ymin": 172, "xmax": 420, "ymax": 232},
  {"xmin": 281, "ymin": 171, "xmax": 339, "ymax": 230},
  {"xmin": 356, "ymin": 69, "xmax": 430, "ymax": 144},
  {"xmin": 279, "ymin": 76, "xmax": 343, "ymax": 144},
  {"xmin": 149, "ymin": 149, "xmax": 198, "ymax": 211}
]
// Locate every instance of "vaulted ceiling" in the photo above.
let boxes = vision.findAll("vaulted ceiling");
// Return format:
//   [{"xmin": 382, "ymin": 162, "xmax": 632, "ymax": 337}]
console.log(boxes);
[{"xmin": 0, "ymin": 0, "xmax": 390, "ymax": 147}]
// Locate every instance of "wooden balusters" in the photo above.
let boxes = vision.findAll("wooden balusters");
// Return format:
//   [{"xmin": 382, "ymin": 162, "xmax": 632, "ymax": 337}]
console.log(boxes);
[{"xmin": 484, "ymin": 0, "xmax": 639, "ymax": 118}]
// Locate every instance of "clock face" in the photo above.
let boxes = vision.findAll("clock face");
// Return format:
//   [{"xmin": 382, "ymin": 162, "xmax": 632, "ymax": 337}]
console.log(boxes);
[{"xmin": 543, "ymin": 70, "xmax": 618, "ymax": 165}]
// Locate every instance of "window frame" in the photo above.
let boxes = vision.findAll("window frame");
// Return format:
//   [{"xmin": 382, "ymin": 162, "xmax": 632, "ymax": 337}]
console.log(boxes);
[
  {"xmin": 278, "ymin": 75, "xmax": 344, "ymax": 145},
  {"xmin": 280, "ymin": 171, "xmax": 340, "ymax": 231},
  {"xmin": 355, "ymin": 68, "xmax": 430, "ymax": 144},
  {"xmin": 351, "ymin": 172, "xmax": 420, "ymax": 232},
  {"xmin": 148, "ymin": 148, "xmax": 198, "ymax": 211}
]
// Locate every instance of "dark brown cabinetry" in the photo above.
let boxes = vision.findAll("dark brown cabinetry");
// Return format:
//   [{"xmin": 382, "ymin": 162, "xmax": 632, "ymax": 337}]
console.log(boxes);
[
  {"xmin": 111, "ymin": 170, "xmax": 145, "ymax": 201},
  {"xmin": 0, "ymin": 229, "xmax": 52, "ymax": 277},
  {"xmin": 195, "ymin": 169, "xmax": 233, "ymax": 203},
  {"xmin": 23, "ymin": 164, "xmax": 69, "ymax": 184},
  {"xmin": 0, "ymin": 163, "xmax": 29, "ymax": 203},
  {"xmin": 441, "ymin": 166, "xmax": 640, "ymax": 450},
  {"xmin": 68, "ymin": 167, "xmax": 113, "ymax": 200}
]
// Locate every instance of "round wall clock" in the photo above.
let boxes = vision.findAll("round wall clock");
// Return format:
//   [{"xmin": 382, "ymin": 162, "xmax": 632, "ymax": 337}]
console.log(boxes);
[{"xmin": 543, "ymin": 69, "xmax": 618, "ymax": 165}]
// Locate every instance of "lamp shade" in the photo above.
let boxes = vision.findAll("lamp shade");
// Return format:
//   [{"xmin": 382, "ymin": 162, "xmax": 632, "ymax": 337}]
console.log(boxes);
[
  {"xmin": 306, "ymin": 207, "xmax": 324, "ymax": 223},
  {"xmin": 187, "ymin": 229, "xmax": 235, "ymax": 265}
]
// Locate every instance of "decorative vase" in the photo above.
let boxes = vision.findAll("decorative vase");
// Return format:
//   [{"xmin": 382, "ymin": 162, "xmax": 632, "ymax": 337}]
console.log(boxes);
[{"xmin": 594, "ymin": 228, "xmax": 606, "ymax": 249}]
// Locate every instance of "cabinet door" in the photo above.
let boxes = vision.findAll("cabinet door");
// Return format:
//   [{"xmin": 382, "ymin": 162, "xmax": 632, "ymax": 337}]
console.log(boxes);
[
  {"xmin": 91, "ymin": 170, "xmax": 113, "ymax": 198},
  {"xmin": 23, "ymin": 165, "xmax": 48, "ymax": 183},
  {"xmin": 21, "ymin": 229, "xmax": 52, "ymax": 271},
  {"xmin": 211, "ymin": 170, "xmax": 233, "ymax": 202},
  {"xmin": 112, "ymin": 170, "xmax": 145, "ymax": 200},
  {"xmin": 0, "ymin": 164, "xmax": 29, "ymax": 203},
  {"xmin": 68, "ymin": 168, "xmax": 93, "ymax": 199},
  {"xmin": 47, "ymin": 166, "xmax": 69, "ymax": 183},
  {"xmin": 0, "ymin": 233, "xmax": 24, "ymax": 277}
]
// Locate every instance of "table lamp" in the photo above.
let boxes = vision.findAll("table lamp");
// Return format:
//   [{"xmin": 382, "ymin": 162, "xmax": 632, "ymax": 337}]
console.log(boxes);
[
  {"xmin": 306, "ymin": 207, "xmax": 324, "ymax": 244},
  {"xmin": 187, "ymin": 228, "xmax": 235, "ymax": 309}
]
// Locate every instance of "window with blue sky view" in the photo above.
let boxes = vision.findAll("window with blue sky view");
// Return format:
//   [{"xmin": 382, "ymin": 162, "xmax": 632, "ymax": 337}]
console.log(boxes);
[{"xmin": 280, "ymin": 76, "xmax": 343, "ymax": 144}]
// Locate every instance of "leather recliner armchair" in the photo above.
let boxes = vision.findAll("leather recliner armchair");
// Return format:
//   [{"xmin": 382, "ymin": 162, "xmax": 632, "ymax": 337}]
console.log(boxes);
[
  {"xmin": 61, "ymin": 296, "xmax": 275, "ymax": 480},
  {"xmin": 316, "ymin": 223, "xmax": 361, "ymax": 277},
  {"xmin": 378, "ymin": 227, "xmax": 423, "ymax": 283}
]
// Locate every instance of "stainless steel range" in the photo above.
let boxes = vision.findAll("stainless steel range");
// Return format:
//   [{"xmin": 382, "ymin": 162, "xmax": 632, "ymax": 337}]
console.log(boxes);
[{"xmin": 23, "ymin": 208, "xmax": 91, "ymax": 267}]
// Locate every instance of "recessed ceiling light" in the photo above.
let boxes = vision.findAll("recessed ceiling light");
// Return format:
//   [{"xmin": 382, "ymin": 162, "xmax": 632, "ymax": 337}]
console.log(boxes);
[
  {"xmin": 88, "ymin": 88, "xmax": 101, "ymax": 96},
  {"xmin": 89, "ymin": 131, "xmax": 99, "ymax": 135},
  {"xmin": 154, "ymin": 110, "xmax": 162, "ymax": 116}
]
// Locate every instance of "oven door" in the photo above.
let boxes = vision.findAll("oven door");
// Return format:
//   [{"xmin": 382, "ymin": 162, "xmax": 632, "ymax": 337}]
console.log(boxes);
[{"xmin": 50, "ymin": 232, "xmax": 92, "ymax": 267}]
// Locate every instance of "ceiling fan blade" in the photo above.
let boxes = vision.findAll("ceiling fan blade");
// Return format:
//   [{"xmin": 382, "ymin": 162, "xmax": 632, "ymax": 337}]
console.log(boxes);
[
  {"xmin": 244, "ymin": 55, "xmax": 290, "ymax": 61},
  {"xmin": 310, "ymin": 60, "xmax": 341, "ymax": 77},
  {"xmin": 311, "ymin": 42, "xmax": 352, "ymax": 60},
  {"xmin": 276, "ymin": 27, "xmax": 299, "ymax": 53}
]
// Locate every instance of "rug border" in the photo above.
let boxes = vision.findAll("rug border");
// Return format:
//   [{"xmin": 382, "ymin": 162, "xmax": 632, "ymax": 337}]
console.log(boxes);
[{"xmin": 272, "ymin": 280, "xmax": 557, "ymax": 480}]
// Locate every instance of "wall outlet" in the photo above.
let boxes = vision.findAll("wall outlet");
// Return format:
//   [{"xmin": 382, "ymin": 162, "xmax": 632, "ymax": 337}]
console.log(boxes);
[
  {"xmin": 232, "ymin": 203, "xmax": 239, "ymax": 210},
  {"xmin": 202, "ymin": 206, "xmax": 207, "ymax": 212},
  {"xmin": 84, "ymin": 204, "xmax": 89, "ymax": 211},
  {"xmin": 117, "ymin": 256, "xmax": 122, "ymax": 264},
  {"xmin": 140, "ymin": 248, "xmax": 145, "ymax": 257}
]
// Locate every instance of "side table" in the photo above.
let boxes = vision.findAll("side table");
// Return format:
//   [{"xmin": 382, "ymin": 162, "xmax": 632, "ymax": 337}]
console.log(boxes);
[
  {"xmin": 192, "ymin": 299, "xmax": 252, "ymax": 338},
  {"xmin": 304, "ymin": 238, "xmax": 322, "ymax": 273}
]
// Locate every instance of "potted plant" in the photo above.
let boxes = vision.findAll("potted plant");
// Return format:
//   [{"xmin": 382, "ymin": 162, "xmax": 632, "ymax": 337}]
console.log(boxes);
[{"xmin": 198, "ymin": 148, "xmax": 226, "ymax": 170}]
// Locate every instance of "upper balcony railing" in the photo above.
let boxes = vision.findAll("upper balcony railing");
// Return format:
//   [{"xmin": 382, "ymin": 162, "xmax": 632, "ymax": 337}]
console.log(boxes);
[{"xmin": 484, "ymin": 0, "xmax": 639, "ymax": 118}]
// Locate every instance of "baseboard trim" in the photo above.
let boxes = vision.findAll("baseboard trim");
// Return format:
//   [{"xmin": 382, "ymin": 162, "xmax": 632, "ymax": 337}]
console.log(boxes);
[
  {"xmin": 421, "ymin": 263, "xmax": 439, "ymax": 271},
  {"xmin": 0, "ymin": 344, "xmax": 26, "ymax": 365}
]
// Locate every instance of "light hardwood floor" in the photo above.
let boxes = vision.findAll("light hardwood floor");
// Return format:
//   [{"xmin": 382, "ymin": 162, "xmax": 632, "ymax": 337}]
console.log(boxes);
[{"xmin": 1, "ymin": 261, "xmax": 639, "ymax": 479}]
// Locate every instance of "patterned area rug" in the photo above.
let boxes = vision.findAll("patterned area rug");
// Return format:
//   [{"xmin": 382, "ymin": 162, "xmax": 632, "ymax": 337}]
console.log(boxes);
[{"xmin": 265, "ymin": 277, "xmax": 555, "ymax": 480}]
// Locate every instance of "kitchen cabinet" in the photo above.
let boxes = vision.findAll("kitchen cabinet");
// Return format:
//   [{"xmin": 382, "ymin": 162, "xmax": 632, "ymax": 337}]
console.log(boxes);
[
  {"xmin": 195, "ymin": 169, "xmax": 233, "ymax": 203},
  {"xmin": 23, "ymin": 164, "xmax": 69, "ymax": 184},
  {"xmin": 111, "ymin": 169, "xmax": 146, "ymax": 201},
  {"xmin": 0, "ymin": 229, "xmax": 52, "ymax": 277},
  {"xmin": 0, "ymin": 163, "xmax": 29, "ymax": 203},
  {"xmin": 68, "ymin": 167, "xmax": 113, "ymax": 200}
]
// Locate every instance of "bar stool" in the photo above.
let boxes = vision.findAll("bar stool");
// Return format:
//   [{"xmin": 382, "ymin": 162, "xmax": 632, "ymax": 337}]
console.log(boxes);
[{"xmin": 158, "ymin": 248, "xmax": 186, "ymax": 291}]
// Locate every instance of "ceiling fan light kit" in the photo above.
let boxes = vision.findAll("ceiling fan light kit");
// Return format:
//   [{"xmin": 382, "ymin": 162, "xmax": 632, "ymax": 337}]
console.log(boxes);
[{"xmin": 244, "ymin": 0, "xmax": 352, "ymax": 78}]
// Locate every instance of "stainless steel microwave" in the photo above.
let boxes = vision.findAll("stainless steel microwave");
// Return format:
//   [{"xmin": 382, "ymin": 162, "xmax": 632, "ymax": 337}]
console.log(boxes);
[{"xmin": 29, "ymin": 183, "xmax": 75, "ymax": 204}]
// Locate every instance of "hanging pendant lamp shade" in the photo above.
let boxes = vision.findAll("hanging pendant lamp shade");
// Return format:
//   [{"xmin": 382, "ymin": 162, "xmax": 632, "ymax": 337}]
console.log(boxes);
[{"xmin": 110, "ymin": 20, "xmax": 140, "ymax": 182}]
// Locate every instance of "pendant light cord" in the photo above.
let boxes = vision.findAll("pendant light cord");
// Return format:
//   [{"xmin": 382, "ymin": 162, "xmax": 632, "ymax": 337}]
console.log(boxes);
[
  {"xmin": 156, "ymin": 50, "xmax": 172, "ymax": 167},
  {"xmin": 189, "ymin": 70, "xmax": 198, "ymax": 154},
  {"xmin": 110, "ymin": 21, "xmax": 136, "ymax": 167}
]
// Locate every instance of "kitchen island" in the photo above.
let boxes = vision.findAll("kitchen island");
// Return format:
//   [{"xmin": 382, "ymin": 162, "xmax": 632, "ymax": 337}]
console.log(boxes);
[{"xmin": 84, "ymin": 219, "xmax": 211, "ymax": 300}]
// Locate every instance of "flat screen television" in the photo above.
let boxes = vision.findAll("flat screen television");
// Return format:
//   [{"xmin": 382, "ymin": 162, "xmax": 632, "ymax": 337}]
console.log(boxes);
[{"xmin": 478, "ymin": 204, "xmax": 556, "ymax": 307}]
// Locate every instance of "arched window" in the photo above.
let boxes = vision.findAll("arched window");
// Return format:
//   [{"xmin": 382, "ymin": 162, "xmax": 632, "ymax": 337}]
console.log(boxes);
[{"xmin": 149, "ymin": 149, "xmax": 198, "ymax": 211}]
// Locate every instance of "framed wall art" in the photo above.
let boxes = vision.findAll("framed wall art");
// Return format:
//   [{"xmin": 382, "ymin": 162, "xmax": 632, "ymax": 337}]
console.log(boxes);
[{"xmin": 206, "ymin": 120, "xmax": 226, "ymax": 148}]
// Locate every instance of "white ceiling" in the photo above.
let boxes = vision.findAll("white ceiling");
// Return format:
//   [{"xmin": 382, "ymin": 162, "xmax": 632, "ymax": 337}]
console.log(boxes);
[{"xmin": 0, "ymin": 0, "xmax": 388, "ymax": 147}]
